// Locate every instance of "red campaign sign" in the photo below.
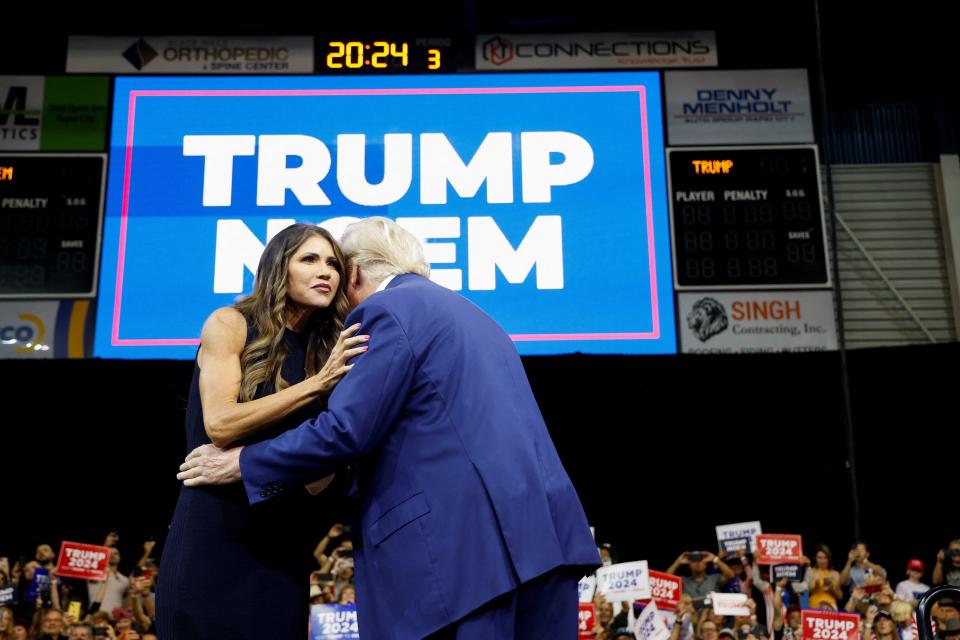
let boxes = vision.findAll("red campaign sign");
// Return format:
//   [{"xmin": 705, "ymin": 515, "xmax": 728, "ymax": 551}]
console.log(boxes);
[
  {"xmin": 579, "ymin": 603, "xmax": 597, "ymax": 639},
  {"xmin": 802, "ymin": 610, "xmax": 861, "ymax": 640},
  {"xmin": 636, "ymin": 571, "xmax": 683, "ymax": 612},
  {"xmin": 757, "ymin": 534, "xmax": 803, "ymax": 565},
  {"xmin": 56, "ymin": 542, "xmax": 111, "ymax": 581}
]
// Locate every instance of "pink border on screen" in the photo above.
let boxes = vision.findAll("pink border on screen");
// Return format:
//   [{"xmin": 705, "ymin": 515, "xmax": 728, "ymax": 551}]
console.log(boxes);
[{"xmin": 112, "ymin": 86, "xmax": 660, "ymax": 347}]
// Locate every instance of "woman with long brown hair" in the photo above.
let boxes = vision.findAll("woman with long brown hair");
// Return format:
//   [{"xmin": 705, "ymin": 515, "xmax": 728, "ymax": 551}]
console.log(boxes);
[
  {"xmin": 156, "ymin": 223, "xmax": 367, "ymax": 639},
  {"xmin": 801, "ymin": 544, "xmax": 844, "ymax": 610}
]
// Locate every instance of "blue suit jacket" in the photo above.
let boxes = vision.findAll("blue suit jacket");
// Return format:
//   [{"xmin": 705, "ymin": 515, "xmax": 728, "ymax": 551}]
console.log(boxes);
[{"xmin": 240, "ymin": 273, "xmax": 600, "ymax": 639}]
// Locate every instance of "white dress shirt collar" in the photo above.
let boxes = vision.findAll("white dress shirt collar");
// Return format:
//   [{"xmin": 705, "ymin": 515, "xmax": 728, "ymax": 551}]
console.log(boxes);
[{"xmin": 375, "ymin": 273, "xmax": 398, "ymax": 293}]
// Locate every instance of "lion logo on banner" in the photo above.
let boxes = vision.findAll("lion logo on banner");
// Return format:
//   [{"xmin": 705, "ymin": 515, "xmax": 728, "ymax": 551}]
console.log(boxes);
[{"xmin": 687, "ymin": 298, "xmax": 729, "ymax": 342}]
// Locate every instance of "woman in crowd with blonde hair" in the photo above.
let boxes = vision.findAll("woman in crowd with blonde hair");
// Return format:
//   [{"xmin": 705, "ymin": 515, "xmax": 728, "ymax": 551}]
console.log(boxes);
[
  {"xmin": 0, "ymin": 606, "xmax": 16, "ymax": 640},
  {"xmin": 890, "ymin": 599, "xmax": 917, "ymax": 640}
]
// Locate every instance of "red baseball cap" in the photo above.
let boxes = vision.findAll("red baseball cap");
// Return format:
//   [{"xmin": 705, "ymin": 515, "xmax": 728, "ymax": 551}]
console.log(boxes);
[
  {"xmin": 112, "ymin": 607, "xmax": 135, "ymax": 622},
  {"xmin": 907, "ymin": 559, "xmax": 924, "ymax": 572}
]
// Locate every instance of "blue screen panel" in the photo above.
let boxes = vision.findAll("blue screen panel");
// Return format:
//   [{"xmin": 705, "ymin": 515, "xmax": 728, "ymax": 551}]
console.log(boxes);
[{"xmin": 94, "ymin": 73, "xmax": 675, "ymax": 358}]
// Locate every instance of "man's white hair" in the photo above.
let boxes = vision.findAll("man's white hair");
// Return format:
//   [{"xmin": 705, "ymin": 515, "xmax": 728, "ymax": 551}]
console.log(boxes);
[{"xmin": 340, "ymin": 217, "xmax": 430, "ymax": 283}]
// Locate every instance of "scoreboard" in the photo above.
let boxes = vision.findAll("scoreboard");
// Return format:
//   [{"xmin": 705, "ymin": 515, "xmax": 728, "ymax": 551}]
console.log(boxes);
[
  {"xmin": 667, "ymin": 146, "xmax": 830, "ymax": 290},
  {"xmin": 0, "ymin": 154, "xmax": 106, "ymax": 298}
]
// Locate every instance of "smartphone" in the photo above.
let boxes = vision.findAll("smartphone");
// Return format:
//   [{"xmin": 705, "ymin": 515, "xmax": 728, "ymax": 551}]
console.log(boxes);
[
  {"xmin": 688, "ymin": 552, "xmax": 705, "ymax": 563},
  {"xmin": 315, "ymin": 573, "xmax": 334, "ymax": 583},
  {"xmin": 68, "ymin": 600, "xmax": 83, "ymax": 620},
  {"xmin": 94, "ymin": 627, "xmax": 108, "ymax": 637},
  {"xmin": 864, "ymin": 583, "xmax": 884, "ymax": 595},
  {"xmin": 340, "ymin": 525, "xmax": 352, "ymax": 535},
  {"xmin": 340, "ymin": 549, "xmax": 354, "ymax": 559}
]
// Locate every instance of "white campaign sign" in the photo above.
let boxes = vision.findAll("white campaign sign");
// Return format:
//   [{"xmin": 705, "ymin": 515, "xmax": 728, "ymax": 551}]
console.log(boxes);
[
  {"xmin": 579, "ymin": 574, "xmax": 598, "ymax": 603},
  {"xmin": 716, "ymin": 521, "xmax": 763, "ymax": 553},
  {"xmin": 635, "ymin": 601, "xmax": 672, "ymax": 640},
  {"xmin": 596, "ymin": 561, "xmax": 651, "ymax": 602},
  {"xmin": 711, "ymin": 592, "xmax": 751, "ymax": 616}
]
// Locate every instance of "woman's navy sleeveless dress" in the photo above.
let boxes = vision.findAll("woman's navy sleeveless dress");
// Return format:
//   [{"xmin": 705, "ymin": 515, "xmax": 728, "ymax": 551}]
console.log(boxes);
[{"xmin": 157, "ymin": 327, "xmax": 323, "ymax": 639}]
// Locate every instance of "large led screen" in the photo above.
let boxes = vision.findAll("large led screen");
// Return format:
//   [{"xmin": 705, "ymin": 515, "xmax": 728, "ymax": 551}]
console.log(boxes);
[{"xmin": 94, "ymin": 73, "xmax": 675, "ymax": 358}]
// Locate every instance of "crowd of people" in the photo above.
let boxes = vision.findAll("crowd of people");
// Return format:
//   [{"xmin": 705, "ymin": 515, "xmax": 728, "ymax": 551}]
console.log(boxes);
[
  {"xmin": 0, "ymin": 525, "xmax": 358, "ymax": 640},
  {"xmin": 2, "ymin": 534, "xmax": 958, "ymax": 639},
  {"xmin": 0, "ymin": 533, "xmax": 157, "ymax": 640},
  {"xmin": 588, "ymin": 540, "xmax": 960, "ymax": 640},
  {"xmin": 309, "ymin": 524, "xmax": 358, "ymax": 609}
]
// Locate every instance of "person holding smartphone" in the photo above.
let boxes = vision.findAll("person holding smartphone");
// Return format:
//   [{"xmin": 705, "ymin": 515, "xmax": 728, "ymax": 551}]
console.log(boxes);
[
  {"xmin": 840, "ymin": 542, "xmax": 887, "ymax": 588},
  {"xmin": 667, "ymin": 551, "xmax": 737, "ymax": 606},
  {"xmin": 85, "ymin": 549, "xmax": 128, "ymax": 620},
  {"xmin": 933, "ymin": 540, "xmax": 960, "ymax": 587},
  {"xmin": 800, "ymin": 545, "xmax": 843, "ymax": 610},
  {"xmin": 88, "ymin": 612, "xmax": 114, "ymax": 639}
]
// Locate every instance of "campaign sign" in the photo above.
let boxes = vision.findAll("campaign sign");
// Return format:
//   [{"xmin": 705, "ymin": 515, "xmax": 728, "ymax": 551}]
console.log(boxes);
[
  {"xmin": 56, "ymin": 542, "xmax": 110, "ymax": 581},
  {"xmin": 801, "ymin": 610, "xmax": 860, "ymax": 640},
  {"xmin": 756, "ymin": 534, "xmax": 803, "ymax": 565},
  {"xmin": 597, "ymin": 561, "xmax": 651, "ymax": 602},
  {"xmin": 310, "ymin": 603, "xmax": 359, "ymax": 640},
  {"xmin": 0, "ymin": 586, "xmax": 14, "ymax": 605},
  {"xmin": 579, "ymin": 603, "xmax": 598, "ymax": 639},
  {"xmin": 637, "ymin": 570, "xmax": 683, "ymax": 611},
  {"xmin": 93, "ymin": 73, "xmax": 675, "ymax": 358},
  {"xmin": 579, "ymin": 574, "xmax": 598, "ymax": 603},
  {"xmin": 773, "ymin": 565, "xmax": 804, "ymax": 582},
  {"xmin": 720, "ymin": 538, "xmax": 752, "ymax": 554},
  {"xmin": 711, "ymin": 592, "xmax": 751, "ymax": 616},
  {"xmin": 716, "ymin": 522, "xmax": 762, "ymax": 553},
  {"xmin": 635, "ymin": 601, "xmax": 671, "ymax": 640}
]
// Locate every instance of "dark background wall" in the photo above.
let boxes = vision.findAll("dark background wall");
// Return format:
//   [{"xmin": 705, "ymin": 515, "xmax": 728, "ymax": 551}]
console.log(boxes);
[
  {"xmin": 1, "ymin": 0, "xmax": 957, "ymax": 577},
  {"xmin": 3, "ymin": 341, "xmax": 957, "ymax": 576}
]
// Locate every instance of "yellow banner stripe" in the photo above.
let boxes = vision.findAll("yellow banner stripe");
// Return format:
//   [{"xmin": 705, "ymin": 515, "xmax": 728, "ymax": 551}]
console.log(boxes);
[{"xmin": 68, "ymin": 300, "xmax": 90, "ymax": 358}]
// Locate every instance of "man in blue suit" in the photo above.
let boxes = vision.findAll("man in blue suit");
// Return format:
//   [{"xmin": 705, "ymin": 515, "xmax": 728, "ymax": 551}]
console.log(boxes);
[{"xmin": 178, "ymin": 217, "xmax": 600, "ymax": 638}]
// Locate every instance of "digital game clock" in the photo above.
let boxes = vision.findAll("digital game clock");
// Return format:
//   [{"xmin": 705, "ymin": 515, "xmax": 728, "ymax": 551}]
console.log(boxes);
[{"xmin": 323, "ymin": 38, "xmax": 454, "ymax": 72}]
